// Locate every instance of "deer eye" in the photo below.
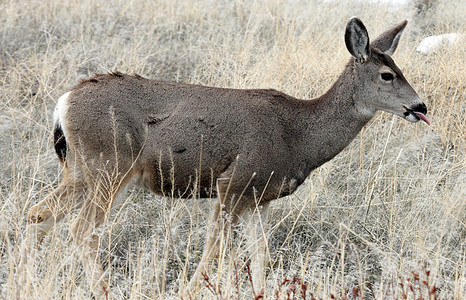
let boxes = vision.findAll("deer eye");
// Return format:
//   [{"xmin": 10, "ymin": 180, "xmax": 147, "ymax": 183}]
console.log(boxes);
[{"xmin": 381, "ymin": 72, "xmax": 395, "ymax": 81}]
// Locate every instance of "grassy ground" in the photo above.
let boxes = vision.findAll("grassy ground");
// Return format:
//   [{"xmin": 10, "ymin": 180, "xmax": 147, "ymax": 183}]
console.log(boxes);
[{"xmin": 0, "ymin": 0, "xmax": 464, "ymax": 299}]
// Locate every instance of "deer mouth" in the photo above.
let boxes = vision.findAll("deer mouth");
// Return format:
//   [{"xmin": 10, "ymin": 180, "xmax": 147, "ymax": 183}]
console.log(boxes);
[{"xmin": 403, "ymin": 105, "xmax": 430, "ymax": 126}]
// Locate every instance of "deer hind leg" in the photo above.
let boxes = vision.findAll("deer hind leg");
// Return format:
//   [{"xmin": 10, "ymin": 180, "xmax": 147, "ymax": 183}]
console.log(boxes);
[
  {"xmin": 27, "ymin": 169, "xmax": 87, "ymax": 243},
  {"xmin": 71, "ymin": 199, "xmax": 109, "ymax": 299},
  {"xmin": 244, "ymin": 201, "xmax": 270, "ymax": 295},
  {"xmin": 69, "ymin": 167, "xmax": 135, "ymax": 299},
  {"xmin": 20, "ymin": 170, "xmax": 87, "ymax": 292},
  {"xmin": 69, "ymin": 180, "xmax": 115, "ymax": 299}
]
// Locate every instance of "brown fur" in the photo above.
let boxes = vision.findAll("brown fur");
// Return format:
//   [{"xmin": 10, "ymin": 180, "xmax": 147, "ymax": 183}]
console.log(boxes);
[{"xmin": 27, "ymin": 18, "xmax": 428, "ymax": 298}]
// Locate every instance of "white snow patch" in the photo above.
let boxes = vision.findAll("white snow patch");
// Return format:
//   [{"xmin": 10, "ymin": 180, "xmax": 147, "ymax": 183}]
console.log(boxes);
[
  {"xmin": 416, "ymin": 33, "xmax": 463, "ymax": 54},
  {"xmin": 322, "ymin": 0, "xmax": 411, "ymax": 7}
]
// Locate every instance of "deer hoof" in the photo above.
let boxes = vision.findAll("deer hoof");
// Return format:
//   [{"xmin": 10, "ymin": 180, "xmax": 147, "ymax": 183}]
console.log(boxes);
[{"xmin": 27, "ymin": 205, "xmax": 51, "ymax": 224}]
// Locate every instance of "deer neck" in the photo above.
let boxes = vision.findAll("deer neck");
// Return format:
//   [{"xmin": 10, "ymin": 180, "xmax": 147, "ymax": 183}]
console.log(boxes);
[{"xmin": 298, "ymin": 62, "xmax": 375, "ymax": 171}]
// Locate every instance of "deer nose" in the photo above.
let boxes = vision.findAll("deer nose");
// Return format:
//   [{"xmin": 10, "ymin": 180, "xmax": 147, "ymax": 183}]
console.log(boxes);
[{"xmin": 412, "ymin": 102, "xmax": 427, "ymax": 115}]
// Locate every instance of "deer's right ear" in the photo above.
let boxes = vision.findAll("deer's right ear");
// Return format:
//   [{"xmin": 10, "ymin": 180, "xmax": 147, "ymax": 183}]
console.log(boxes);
[{"xmin": 345, "ymin": 17, "xmax": 370, "ymax": 63}]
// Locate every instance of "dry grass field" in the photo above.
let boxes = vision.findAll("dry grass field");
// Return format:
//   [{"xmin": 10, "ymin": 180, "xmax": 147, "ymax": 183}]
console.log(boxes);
[{"xmin": 0, "ymin": 0, "xmax": 464, "ymax": 299}]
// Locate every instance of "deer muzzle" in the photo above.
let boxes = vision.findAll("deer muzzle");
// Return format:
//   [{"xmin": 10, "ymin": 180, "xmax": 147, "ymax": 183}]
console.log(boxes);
[{"xmin": 403, "ymin": 103, "xmax": 430, "ymax": 125}]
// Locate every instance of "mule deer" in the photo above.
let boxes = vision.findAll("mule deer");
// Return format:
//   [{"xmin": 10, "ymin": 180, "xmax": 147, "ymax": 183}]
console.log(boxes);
[{"xmin": 27, "ymin": 17, "xmax": 429, "ymax": 298}]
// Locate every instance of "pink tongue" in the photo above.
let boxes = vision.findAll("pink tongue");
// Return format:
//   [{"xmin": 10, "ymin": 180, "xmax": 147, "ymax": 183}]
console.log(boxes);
[{"xmin": 414, "ymin": 112, "xmax": 431, "ymax": 126}]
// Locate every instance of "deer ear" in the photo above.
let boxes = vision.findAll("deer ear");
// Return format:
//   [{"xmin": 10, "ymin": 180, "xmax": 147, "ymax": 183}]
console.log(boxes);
[
  {"xmin": 345, "ymin": 17, "xmax": 370, "ymax": 63},
  {"xmin": 371, "ymin": 20, "xmax": 407, "ymax": 55}
]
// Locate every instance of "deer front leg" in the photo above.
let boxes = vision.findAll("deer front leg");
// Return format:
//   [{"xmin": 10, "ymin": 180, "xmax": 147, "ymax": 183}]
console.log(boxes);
[
  {"xmin": 185, "ymin": 176, "xmax": 247, "ymax": 295},
  {"xmin": 186, "ymin": 200, "xmax": 226, "ymax": 293},
  {"xmin": 244, "ymin": 201, "xmax": 270, "ymax": 296}
]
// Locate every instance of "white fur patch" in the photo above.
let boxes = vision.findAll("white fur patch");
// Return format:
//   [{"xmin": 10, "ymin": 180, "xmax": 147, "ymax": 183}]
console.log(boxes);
[
  {"xmin": 405, "ymin": 113, "xmax": 420, "ymax": 123},
  {"xmin": 54, "ymin": 91, "xmax": 71, "ymax": 137}
]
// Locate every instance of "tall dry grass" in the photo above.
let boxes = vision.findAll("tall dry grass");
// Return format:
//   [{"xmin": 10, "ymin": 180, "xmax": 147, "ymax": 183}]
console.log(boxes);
[{"xmin": 0, "ymin": 0, "xmax": 464, "ymax": 299}]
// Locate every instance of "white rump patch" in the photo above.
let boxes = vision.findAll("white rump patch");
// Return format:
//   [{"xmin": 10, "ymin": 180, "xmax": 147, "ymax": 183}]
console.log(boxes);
[{"xmin": 54, "ymin": 91, "xmax": 71, "ymax": 137}]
